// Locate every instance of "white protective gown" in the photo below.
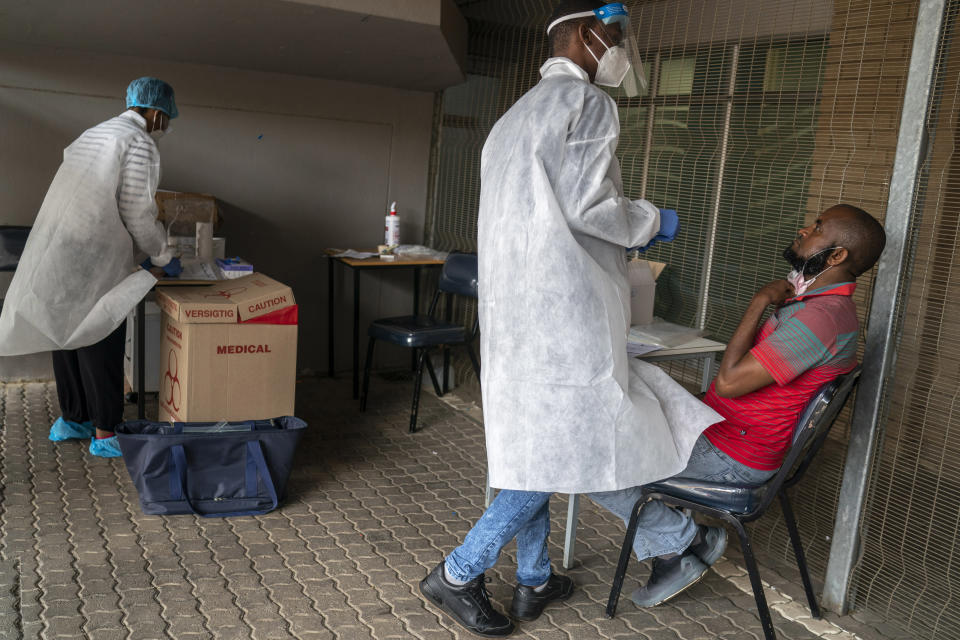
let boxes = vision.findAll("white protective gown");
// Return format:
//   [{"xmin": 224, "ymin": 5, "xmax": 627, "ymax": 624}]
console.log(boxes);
[
  {"xmin": 479, "ymin": 58, "xmax": 722, "ymax": 493},
  {"xmin": 0, "ymin": 111, "xmax": 170, "ymax": 355}
]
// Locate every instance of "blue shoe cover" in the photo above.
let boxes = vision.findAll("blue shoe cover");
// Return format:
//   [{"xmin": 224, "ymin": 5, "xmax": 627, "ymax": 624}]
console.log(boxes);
[
  {"xmin": 49, "ymin": 417, "xmax": 95, "ymax": 442},
  {"xmin": 89, "ymin": 436, "xmax": 123, "ymax": 458}
]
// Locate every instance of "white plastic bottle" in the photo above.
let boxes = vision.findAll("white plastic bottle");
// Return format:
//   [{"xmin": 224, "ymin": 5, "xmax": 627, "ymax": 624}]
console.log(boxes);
[{"xmin": 384, "ymin": 201, "xmax": 400, "ymax": 247}]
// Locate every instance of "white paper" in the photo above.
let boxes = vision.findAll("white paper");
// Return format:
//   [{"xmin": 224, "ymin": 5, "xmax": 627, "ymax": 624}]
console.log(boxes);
[
  {"xmin": 629, "ymin": 320, "xmax": 704, "ymax": 349},
  {"xmin": 627, "ymin": 341, "xmax": 662, "ymax": 357},
  {"xmin": 172, "ymin": 258, "xmax": 221, "ymax": 281},
  {"xmin": 331, "ymin": 249, "xmax": 378, "ymax": 259}
]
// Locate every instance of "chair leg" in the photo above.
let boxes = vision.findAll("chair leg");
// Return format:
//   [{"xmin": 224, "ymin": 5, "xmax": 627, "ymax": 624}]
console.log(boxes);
[
  {"xmin": 606, "ymin": 496, "xmax": 646, "ymax": 618},
  {"xmin": 409, "ymin": 348, "xmax": 429, "ymax": 433},
  {"xmin": 424, "ymin": 349, "xmax": 444, "ymax": 397},
  {"xmin": 563, "ymin": 494, "xmax": 580, "ymax": 570},
  {"xmin": 728, "ymin": 517, "xmax": 778, "ymax": 640},
  {"xmin": 360, "ymin": 337, "xmax": 376, "ymax": 412},
  {"xmin": 466, "ymin": 343, "xmax": 481, "ymax": 378},
  {"xmin": 779, "ymin": 492, "xmax": 821, "ymax": 619}
]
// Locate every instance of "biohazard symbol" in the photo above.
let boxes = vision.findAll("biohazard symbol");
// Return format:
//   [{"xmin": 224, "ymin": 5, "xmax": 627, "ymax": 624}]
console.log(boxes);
[
  {"xmin": 204, "ymin": 286, "xmax": 247, "ymax": 300},
  {"xmin": 163, "ymin": 349, "xmax": 182, "ymax": 412}
]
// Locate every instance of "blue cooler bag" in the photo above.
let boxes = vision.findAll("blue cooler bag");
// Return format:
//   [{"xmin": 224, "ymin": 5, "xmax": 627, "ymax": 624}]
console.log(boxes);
[{"xmin": 116, "ymin": 417, "xmax": 307, "ymax": 517}]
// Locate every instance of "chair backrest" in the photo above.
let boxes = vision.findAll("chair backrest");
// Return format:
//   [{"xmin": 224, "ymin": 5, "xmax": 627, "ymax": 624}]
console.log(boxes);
[
  {"xmin": 437, "ymin": 252, "xmax": 478, "ymax": 298},
  {"xmin": 0, "ymin": 226, "xmax": 31, "ymax": 272},
  {"xmin": 750, "ymin": 365, "xmax": 862, "ymax": 516}
]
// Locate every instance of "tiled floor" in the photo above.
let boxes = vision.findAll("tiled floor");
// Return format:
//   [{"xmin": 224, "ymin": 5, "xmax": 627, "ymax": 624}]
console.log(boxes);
[{"xmin": 0, "ymin": 376, "xmax": 904, "ymax": 639}]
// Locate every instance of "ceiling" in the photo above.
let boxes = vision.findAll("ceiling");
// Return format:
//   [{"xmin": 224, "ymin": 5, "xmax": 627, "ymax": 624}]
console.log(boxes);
[{"xmin": 0, "ymin": 0, "xmax": 468, "ymax": 92}]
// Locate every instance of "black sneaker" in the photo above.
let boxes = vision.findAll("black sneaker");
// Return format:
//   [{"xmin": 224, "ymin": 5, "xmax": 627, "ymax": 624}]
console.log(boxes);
[
  {"xmin": 630, "ymin": 548, "xmax": 708, "ymax": 607},
  {"xmin": 690, "ymin": 524, "xmax": 727, "ymax": 566},
  {"xmin": 509, "ymin": 573, "xmax": 574, "ymax": 621},
  {"xmin": 419, "ymin": 561, "xmax": 515, "ymax": 637}
]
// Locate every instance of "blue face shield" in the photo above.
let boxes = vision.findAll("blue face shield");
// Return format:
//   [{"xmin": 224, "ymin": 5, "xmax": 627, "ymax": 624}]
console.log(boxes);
[{"xmin": 546, "ymin": 2, "xmax": 647, "ymax": 95}]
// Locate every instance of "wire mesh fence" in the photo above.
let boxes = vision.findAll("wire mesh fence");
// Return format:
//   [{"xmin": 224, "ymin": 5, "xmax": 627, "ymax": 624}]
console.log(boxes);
[
  {"xmin": 850, "ymin": 1, "xmax": 960, "ymax": 637},
  {"xmin": 428, "ymin": 2, "xmax": 960, "ymax": 636}
]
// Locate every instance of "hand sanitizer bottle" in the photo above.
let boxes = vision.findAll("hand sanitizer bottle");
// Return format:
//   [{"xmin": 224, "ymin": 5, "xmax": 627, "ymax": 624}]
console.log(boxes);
[{"xmin": 384, "ymin": 201, "xmax": 400, "ymax": 247}]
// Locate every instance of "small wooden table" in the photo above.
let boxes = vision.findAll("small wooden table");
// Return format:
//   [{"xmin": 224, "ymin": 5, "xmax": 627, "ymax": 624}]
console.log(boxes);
[{"xmin": 325, "ymin": 250, "xmax": 445, "ymax": 398}]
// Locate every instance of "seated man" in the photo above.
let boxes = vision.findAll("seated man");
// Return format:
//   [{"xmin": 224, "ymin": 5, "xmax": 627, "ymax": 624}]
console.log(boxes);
[{"xmin": 589, "ymin": 203, "xmax": 886, "ymax": 607}]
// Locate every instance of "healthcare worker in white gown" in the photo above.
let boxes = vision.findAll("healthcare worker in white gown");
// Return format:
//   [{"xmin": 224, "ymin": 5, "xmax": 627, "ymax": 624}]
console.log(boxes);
[
  {"xmin": 418, "ymin": 3, "xmax": 722, "ymax": 636},
  {"xmin": 0, "ymin": 77, "xmax": 182, "ymax": 458}
]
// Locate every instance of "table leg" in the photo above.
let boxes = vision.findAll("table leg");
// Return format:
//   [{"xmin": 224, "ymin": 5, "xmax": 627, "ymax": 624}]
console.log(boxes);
[
  {"xmin": 136, "ymin": 299, "xmax": 146, "ymax": 420},
  {"xmin": 328, "ymin": 258, "xmax": 335, "ymax": 378},
  {"xmin": 353, "ymin": 269, "xmax": 360, "ymax": 399},
  {"xmin": 412, "ymin": 266, "xmax": 421, "ymax": 372},
  {"xmin": 443, "ymin": 293, "xmax": 452, "ymax": 394},
  {"xmin": 564, "ymin": 494, "xmax": 580, "ymax": 570},
  {"xmin": 701, "ymin": 354, "xmax": 714, "ymax": 394}
]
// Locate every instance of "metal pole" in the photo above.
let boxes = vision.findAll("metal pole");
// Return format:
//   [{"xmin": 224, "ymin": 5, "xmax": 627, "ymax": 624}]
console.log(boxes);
[
  {"xmin": 639, "ymin": 53, "xmax": 661, "ymax": 199},
  {"xmin": 352, "ymin": 269, "xmax": 360, "ymax": 399},
  {"xmin": 822, "ymin": 0, "xmax": 947, "ymax": 613},
  {"xmin": 328, "ymin": 258, "xmax": 335, "ymax": 378},
  {"xmin": 136, "ymin": 298, "xmax": 146, "ymax": 420},
  {"xmin": 696, "ymin": 44, "xmax": 739, "ymax": 330}
]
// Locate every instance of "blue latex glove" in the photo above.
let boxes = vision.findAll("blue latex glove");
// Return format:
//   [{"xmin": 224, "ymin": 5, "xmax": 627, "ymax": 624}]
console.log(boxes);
[
  {"xmin": 655, "ymin": 209, "xmax": 679, "ymax": 242},
  {"xmin": 140, "ymin": 256, "xmax": 183, "ymax": 277},
  {"xmin": 162, "ymin": 257, "xmax": 183, "ymax": 277},
  {"xmin": 632, "ymin": 208, "xmax": 679, "ymax": 253}
]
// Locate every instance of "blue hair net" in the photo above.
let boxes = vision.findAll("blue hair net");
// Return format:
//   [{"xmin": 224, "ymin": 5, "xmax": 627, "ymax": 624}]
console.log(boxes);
[{"xmin": 125, "ymin": 77, "xmax": 179, "ymax": 119}]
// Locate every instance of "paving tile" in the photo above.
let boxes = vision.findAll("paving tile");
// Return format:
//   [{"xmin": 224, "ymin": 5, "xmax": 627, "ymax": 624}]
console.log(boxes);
[{"xmin": 0, "ymin": 379, "xmax": 904, "ymax": 640}]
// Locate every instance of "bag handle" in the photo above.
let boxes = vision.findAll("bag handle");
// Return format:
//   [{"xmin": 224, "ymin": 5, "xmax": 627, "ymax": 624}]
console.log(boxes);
[
  {"xmin": 170, "ymin": 440, "xmax": 279, "ymax": 517},
  {"xmin": 171, "ymin": 420, "xmax": 257, "ymax": 434}
]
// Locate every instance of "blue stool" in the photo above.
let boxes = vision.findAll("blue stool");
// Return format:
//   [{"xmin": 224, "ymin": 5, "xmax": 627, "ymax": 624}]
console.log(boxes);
[{"xmin": 360, "ymin": 252, "xmax": 480, "ymax": 433}]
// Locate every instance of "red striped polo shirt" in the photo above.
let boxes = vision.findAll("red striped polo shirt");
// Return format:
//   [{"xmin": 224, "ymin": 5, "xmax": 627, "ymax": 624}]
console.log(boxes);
[{"xmin": 702, "ymin": 282, "xmax": 860, "ymax": 470}]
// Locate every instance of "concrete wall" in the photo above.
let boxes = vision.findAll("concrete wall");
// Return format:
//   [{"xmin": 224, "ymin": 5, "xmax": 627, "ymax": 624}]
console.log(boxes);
[{"xmin": 0, "ymin": 41, "xmax": 436, "ymax": 377}]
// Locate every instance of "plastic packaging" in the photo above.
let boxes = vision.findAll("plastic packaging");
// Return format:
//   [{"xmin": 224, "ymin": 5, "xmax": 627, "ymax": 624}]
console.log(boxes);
[
  {"xmin": 180, "ymin": 420, "xmax": 255, "ymax": 433},
  {"xmin": 215, "ymin": 256, "xmax": 254, "ymax": 279},
  {"xmin": 627, "ymin": 318, "xmax": 704, "ymax": 349},
  {"xmin": 393, "ymin": 245, "xmax": 449, "ymax": 261},
  {"xmin": 384, "ymin": 201, "xmax": 400, "ymax": 247},
  {"xmin": 195, "ymin": 222, "xmax": 214, "ymax": 259}
]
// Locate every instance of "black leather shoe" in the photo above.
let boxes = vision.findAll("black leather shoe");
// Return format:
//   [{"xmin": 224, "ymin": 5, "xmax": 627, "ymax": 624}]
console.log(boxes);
[
  {"xmin": 509, "ymin": 573, "xmax": 574, "ymax": 621},
  {"xmin": 419, "ymin": 561, "xmax": 514, "ymax": 637}
]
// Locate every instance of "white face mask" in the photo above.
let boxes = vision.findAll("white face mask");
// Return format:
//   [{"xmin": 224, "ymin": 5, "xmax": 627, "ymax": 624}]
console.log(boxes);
[
  {"xmin": 786, "ymin": 246, "xmax": 841, "ymax": 296},
  {"xmin": 149, "ymin": 113, "xmax": 170, "ymax": 141},
  {"xmin": 585, "ymin": 28, "xmax": 631, "ymax": 88}
]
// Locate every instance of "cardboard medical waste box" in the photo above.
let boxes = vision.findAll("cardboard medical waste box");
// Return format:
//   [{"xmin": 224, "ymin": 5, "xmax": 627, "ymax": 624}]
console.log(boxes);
[
  {"xmin": 155, "ymin": 274, "xmax": 298, "ymax": 422},
  {"xmin": 627, "ymin": 259, "xmax": 666, "ymax": 325},
  {"xmin": 155, "ymin": 191, "xmax": 220, "ymax": 236}
]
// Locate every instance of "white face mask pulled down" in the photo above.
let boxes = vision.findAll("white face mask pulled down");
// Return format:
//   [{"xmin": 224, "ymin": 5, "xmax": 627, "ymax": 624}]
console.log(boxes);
[
  {"xmin": 585, "ymin": 28, "xmax": 631, "ymax": 88},
  {"xmin": 787, "ymin": 246, "xmax": 842, "ymax": 296}
]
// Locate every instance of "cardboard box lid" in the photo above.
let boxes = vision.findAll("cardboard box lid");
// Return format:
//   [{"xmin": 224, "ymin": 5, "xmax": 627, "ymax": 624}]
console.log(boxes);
[
  {"xmin": 157, "ymin": 273, "xmax": 296, "ymax": 324},
  {"xmin": 629, "ymin": 259, "xmax": 667, "ymax": 281},
  {"xmin": 155, "ymin": 190, "xmax": 219, "ymax": 236}
]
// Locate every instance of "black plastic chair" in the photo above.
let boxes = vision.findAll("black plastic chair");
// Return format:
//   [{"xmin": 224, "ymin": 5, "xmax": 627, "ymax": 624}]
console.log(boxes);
[
  {"xmin": 0, "ymin": 226, "xmax": 30, "ymax": 272},
  {"xmin": 0, "ymin": 226, "xmax": 31, "ymax": 310},
  {"xmin": 360, "ymin": 252, "xmax": 480, "ymax": 433},
  {"xmin": 606, "ymin": 366, "xmax": 862, "ymax": 640}
]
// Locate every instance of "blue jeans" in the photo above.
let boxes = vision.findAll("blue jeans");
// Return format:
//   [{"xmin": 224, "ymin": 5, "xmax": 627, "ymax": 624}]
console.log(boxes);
[
  {"xmin": 445, "ymin": 490, "xmax": 553, "ymax": 586},
  {"xmin": 587, "ymin": 435, "xmax": 776, "ymax": 561}
]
